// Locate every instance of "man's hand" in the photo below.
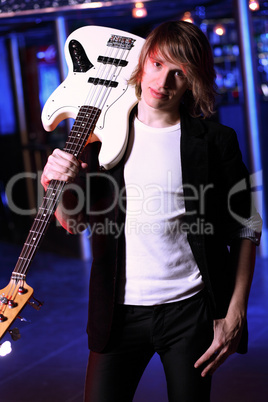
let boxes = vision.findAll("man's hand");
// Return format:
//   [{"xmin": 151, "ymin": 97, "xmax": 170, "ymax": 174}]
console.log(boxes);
[
  {"xmin": 194, "ymin": 313, "xmax": 245, "ymax": 377},
  {"xmin": 41, "ymin": 148, "xmax": 88, "ymax": 191}
]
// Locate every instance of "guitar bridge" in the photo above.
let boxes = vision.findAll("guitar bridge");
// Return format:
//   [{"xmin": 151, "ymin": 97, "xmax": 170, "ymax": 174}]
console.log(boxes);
[{"xmin": 108, "ymin": 35, "xmax": 135, "ymax": 50}]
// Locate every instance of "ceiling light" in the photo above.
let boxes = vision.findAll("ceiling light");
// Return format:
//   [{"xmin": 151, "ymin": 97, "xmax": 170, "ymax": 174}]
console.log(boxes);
[
  {"xmin": 132, "ymin": 2, "xmax": 147, "ymax": 18},
  {"xmin": 181, "ymin": 12, "xmax": 194, "ymax": 24},
  {"xmin": 249, "ymin": 0, "xmax": 260, "ymax": 11},
  {"xmin": 213, "ymin": 24, "xmax": 226, "ymax": 36}
]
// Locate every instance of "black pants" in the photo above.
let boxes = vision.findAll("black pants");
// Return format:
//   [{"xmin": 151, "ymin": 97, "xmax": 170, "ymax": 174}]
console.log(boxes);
[{"xmin": 84, "ymin": 289, "xmax": 213, "ymax": 402}]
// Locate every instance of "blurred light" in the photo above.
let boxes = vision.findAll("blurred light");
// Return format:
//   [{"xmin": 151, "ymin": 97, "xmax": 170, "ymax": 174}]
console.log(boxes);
[
  {"xmin": 213, "ymin": 24, "xmax": 226, "ymax": 36},
  {"xmin": 249, "ymin": 0, "xmax": 260, "ymax": 11},
  {"xmin": 195, "ymin": 5, "xmax": 206, "ymax": 19},
  {"xmin": 36, "ymin": 45, "xmax": 57, "ymax": 63},
  {"xmin": 232, "ymin": 45, "xmax": 240, "ymax": 56},
  {"xmin": 181, "ymin": 11, "xmax": 194, "ymax": 23},
  {"xmin": 214, "ymin": 47, "xmax": 222, "ymax": 57},
  {"xmin": 261, "ymin": 84, "xmax": 268, "ymax": 97},
  {"xmin": 0, "ymin": 341, "xmax": 12, "ymax": 357},
  {"xmin": 200, "ymin": 22, "xmax": 208, "ymax": 34},
  {"xmin": 88, "ymin": 2, "xmax": 103, "ymax": 8},
  {"xmin": 132, "ymin": 2, "xmax": 147, "ymax": 18}
]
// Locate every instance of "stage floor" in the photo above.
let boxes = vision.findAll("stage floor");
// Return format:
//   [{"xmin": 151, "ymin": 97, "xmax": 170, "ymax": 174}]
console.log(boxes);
[{"xmin": 0, "ymin": 240, "xmax": 267, "ymax": 402}]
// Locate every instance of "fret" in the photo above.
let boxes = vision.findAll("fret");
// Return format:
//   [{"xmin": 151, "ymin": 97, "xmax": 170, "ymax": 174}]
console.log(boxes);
[
  {"xmin": 24, "ymin": 241, "xmax": 38, "ymax": 247},
  {"xmin": 35, "ymin": 211, "xmax": 54, "ymax": 221},
  {"xmin": 44, "ymin": 192, "xmax": 62, "ymax": 200},
  {"xmin": 24, "ymin": 239, "xmax": 41, "ymax": 246},
  {"xmin": 65, "ymin": 138, "xmax": 85, "ymax": 146},
  {"xmin": 29, "ymin": 229, "xmax": 39, "ymax": 235},
  {"xmin": 18, "ymin": 256, "xmax": 32, "ymax": 262},
  {"xmin": 33, "ymin": 216, "xmax": 48, "ymax": 223},
  {"xmin": 43, "ymin": 190, "xmax": 62, "ymax": 201},
  {"xmin": 64, "ymin": 106, "xmax": 101, "ymax": 156}
]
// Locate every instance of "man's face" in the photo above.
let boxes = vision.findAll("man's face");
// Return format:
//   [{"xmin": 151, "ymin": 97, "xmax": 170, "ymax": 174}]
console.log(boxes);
[{"xmin": 140, "ymin": 53, "xmax": 189, "ymax": 114}]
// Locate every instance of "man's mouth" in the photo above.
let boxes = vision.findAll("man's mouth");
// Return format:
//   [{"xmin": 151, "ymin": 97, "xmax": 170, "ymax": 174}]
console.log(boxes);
[{"xmin": 150, "ymin": 88, "xmax": 168, "ymax": 99}]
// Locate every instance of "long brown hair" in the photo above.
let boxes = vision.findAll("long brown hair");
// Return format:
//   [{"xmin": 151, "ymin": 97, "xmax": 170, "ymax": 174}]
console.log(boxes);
[{"xmin": 128, "ymin": 21, "xmax": 217, "ymax": 118}]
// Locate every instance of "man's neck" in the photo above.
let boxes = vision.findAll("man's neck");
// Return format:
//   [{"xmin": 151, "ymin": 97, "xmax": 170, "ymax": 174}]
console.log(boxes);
[{"xmin": 137, "ymin": 102, "xmax": 180, "ymax": 128}]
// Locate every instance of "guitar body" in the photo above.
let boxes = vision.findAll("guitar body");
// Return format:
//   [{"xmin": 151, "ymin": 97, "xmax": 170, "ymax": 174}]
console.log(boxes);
[{"xmin": 41, "ymin": 26, "xmax": 145, "ymax": 169}]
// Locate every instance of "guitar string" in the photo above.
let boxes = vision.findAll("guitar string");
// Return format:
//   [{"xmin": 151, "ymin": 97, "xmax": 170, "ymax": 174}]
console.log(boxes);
[
  {"xmin": 10, "ymin": 37, "xmax": 131, "ymax": 284},
  {"xmin": 11, "ymin": 45, "xmax": 118, "ymax": 278},
  {"xmin": 5, "ymin": 36, "xmax": 134, "ymax": 311},
  {"xmin": 3, "ymin": 181, "xmax": 67, "ymax": 305},
  {"xmin": 37, "ymin": 40, "xmax": 129, "ymax": 214},
  {"xmin": 43, "ymin": 39, "xmax": 131, "ymax": 193},
  {"xmin": 4, "ymin": 38, "xmax": 133, "ymax": 311},
  {"xmin": 84, "ymin": 43, "xmax": 116, "ymax": 109},
  {"xmin": 87, "ymin": 36, "xmax": 133, "ymax": 109},
  {"xmin": 1, "ymin": 37, "xmax": 131, "ymax": 313},
  {"xmin": 82, "ymin": 40, "xmax": 124, "ymax": 112},
  {"xmin": 10, "ymin": 36, "xmax": 133, "ymax": 287},
  {"xmin": 47, "ymin": 38, "xmax": 132, "ymax": 169},
  {"xmin": 94, "ymin": 45, "xmax": 131, "ymax": 110}
]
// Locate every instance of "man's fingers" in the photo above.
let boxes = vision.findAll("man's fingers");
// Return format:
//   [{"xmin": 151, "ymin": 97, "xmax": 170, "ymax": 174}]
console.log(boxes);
[
  {"xmin": 195, "ymin": 341, "xmax": 231, "ymax": 377},
  {"xmin": 41, "ymin": 149, "xmax": 85, "ymax": 190},
  {"xmin": 194, "ymin": 344, "xmax": 218, "ymax": 369}
]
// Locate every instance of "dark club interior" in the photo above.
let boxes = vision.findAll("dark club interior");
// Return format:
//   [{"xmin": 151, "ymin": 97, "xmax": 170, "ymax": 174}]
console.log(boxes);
[{"xmin": 0, "ymin": 1, "xmax": 267, "ymax": 401}]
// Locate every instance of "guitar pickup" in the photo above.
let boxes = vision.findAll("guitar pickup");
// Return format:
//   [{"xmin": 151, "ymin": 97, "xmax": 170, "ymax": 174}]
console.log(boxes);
[
  {"xmin": 88, "ymin": 77, "xmax": 118, "ymax": 88},
  {"xmin": 97, "ymin": 56, "xmax": 128, "ymax": 67}
]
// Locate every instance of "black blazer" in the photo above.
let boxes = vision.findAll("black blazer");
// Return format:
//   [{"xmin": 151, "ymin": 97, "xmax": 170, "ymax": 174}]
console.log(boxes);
[{"xmin": 81, "ymin": 107, "xmax": 254, "ymax": 353}]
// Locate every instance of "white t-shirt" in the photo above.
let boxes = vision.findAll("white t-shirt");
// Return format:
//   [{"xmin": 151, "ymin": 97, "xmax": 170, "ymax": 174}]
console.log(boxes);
[{"xmin": 116, "ymin": 117, "xmax": 204, "ymax": 305}]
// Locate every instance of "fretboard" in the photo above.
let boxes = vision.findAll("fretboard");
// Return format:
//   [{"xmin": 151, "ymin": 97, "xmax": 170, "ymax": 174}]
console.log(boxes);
[{"xmin": 12, "ymin": 105, "xmax": 101, "ymax": 280}]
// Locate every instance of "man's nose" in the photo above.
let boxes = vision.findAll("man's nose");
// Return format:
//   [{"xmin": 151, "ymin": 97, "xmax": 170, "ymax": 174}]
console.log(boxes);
[{"xmin": 157, "ymin": 70, "xmax": 171, "ymax": 88}]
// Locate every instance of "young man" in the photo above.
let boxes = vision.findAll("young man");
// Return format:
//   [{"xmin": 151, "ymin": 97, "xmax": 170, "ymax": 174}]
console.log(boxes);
[{"xmin": 41, "ymin": 21, "xmax": 261, "ymax": 401}]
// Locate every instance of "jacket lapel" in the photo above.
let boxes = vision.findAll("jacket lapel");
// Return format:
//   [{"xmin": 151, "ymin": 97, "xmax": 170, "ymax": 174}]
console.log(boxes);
[
  {"xmin": 180, "ymin": 110, "xmax": 214, "ymax": 301},
  {"xmin": 180, "ymin": 109, "xmax": 209, "ymax": 220}
]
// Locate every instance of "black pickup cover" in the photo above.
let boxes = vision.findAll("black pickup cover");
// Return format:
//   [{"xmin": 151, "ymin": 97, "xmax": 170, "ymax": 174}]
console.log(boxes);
[
  {"xmin": 97, "ymin": 55, "xmax": 128, "ymax": 67},
  {"xmin": 88, "ymin": 77, "xmax": 118, "ymax": 87}
]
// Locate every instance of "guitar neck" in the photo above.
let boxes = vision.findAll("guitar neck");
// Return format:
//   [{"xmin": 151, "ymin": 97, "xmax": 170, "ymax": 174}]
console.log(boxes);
[{"xmin": 12, "ymin": 106, "xmax": 100, "ymax": 281}]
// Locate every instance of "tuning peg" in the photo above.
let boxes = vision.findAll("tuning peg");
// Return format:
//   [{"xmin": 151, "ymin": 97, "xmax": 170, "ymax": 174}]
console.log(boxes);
[
  {"xmin": 0, "ymin": 314, "xmax": 7, "ymax": 322},
  {"xmin": 27, "ymin": 296, "xmax": 43, "ymax": 311},
  {"xmin": 9, "ymin": 327, "xmax": 21, "ymax": 341},
  {"xmin": 17, "ymin": 315, "xmax": 31, "ymax": 323}
]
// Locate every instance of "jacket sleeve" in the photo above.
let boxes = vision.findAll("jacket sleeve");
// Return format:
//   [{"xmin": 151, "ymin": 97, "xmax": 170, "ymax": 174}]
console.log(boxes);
[{"xmin": 215, "ymin": 127, "xmax": 262, "ymax": 245}]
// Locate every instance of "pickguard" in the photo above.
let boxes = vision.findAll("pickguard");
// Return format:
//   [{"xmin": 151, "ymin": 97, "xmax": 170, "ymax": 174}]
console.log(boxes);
[{"xmin": 69, "ymin": 39, "xmax": 94, "ymax": 72}]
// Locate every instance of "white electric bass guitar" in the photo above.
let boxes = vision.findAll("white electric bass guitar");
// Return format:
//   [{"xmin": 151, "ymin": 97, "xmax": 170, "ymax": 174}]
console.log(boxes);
[{"xmin": 0, "ymin": 26, "xmax": 144, "ymax": 344}]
